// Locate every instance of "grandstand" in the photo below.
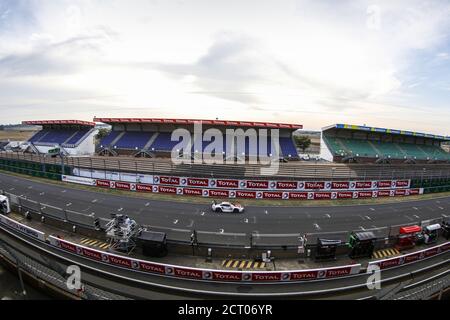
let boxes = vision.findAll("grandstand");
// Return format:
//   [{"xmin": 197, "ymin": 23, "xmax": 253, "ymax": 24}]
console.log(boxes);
[
  {"xmin": 94, "ymin": 117, "xmax": 302, "ymax": 160},
  {"xmin": 321, "ymin": 124, "xmax": 450, "ymax": 164},
  {"xmin": 23, "ymin": 120, "xmax": 97, "ymax": 156}
]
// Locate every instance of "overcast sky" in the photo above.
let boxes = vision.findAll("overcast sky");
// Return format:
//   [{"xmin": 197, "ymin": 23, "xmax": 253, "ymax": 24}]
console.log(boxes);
[{"xmin": 0, "ymin": 0, "xmax": 449, "ymax": 134}]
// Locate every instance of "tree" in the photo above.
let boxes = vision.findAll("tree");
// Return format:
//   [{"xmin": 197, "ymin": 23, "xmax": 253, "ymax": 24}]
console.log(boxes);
[
  {"xmin": 95, "ymin": 128, "xmax": 110, "ymax": 141},
  {"xmin": 294, "ymin": 136, "xmax": 311, "ymax": 153}
]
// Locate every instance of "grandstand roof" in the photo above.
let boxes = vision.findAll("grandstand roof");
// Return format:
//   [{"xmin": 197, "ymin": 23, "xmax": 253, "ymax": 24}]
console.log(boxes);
[
  {"xmin": 93, "ymin": 117, "xmax": 302, "ymax": 129},
  {"xmin": 322, "ymin": 123, "xmax": 450, "ymax": 141},
  {"xmin": 22, "ymin": 120, "xmax": 95, "ymax": 127}
]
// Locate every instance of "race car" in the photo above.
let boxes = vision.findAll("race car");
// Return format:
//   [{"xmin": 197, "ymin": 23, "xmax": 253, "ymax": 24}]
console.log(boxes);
[{"xmin": 211, "ymin": 201, "xmax": 245, "ymax": 213}]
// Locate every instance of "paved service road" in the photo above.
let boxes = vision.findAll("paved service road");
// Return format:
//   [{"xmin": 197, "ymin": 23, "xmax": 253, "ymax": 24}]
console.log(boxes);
[{"xmin": 0, "ymin": 172, "xmax": 449, "ymax": 236}]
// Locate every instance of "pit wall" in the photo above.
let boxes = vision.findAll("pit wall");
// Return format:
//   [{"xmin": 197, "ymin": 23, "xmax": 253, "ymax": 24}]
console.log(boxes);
[
  {"xmin": 1, "ymin": 213, "xmax": 449, "ymax": 283},
  {"xmin": 67, "ymin": 169, "xmax": 422, "ymax": 201}
]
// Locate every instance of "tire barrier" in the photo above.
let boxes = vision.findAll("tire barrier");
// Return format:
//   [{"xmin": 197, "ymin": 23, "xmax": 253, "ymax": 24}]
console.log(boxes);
[{"xmin": 63, "ymin": 174, "xmax": 423, "ymax": 201}]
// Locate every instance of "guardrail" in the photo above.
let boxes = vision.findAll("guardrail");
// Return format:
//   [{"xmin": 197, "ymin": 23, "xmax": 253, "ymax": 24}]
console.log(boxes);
[
  {"xmin": 1, "ymin": 213, "xmax": 449, "ymax": 285},
  {"xmin": 65, "ymin": 174, "xmax": 423, "ymax": 201},
  {"xmin": 1, "ymin": 188, "xmax": 447, "ymax": 251}
]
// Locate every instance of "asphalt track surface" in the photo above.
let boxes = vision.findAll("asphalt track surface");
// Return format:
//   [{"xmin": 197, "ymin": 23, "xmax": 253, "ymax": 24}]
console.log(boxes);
[{"xmin": 0, "ymin": 172, "xmax": 449, "ymax": 235}]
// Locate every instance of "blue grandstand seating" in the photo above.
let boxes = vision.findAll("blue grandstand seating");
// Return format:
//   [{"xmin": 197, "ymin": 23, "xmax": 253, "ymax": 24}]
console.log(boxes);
[
  {"xmin": 29, "ymin": 130, "xmax": 77, "ymax": 145},
  {"xmin": 29, "ymin": 130, "xmax": 49, "ymax": 143},
  {"xmin": 114, "ymin": 132, "xmax": 154, "ymax": 150},
  {"xmin": 279, "ymin": 137, "xmax": 298, "ymax": 158},
  {"xmin": 64, "ymin": 130, "xmax": 89, "ymax": 145},
  {"xmin": 99, "ymin": 131, "xmax": 121, "ymax": 147},
  {"xmin": 150, "ymin": 132, "xmax": 182, "ymax": 152}
]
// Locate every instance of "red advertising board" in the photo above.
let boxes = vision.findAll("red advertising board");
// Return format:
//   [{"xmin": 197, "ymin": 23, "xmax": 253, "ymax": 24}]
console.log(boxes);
[
  {"xmin": 288, "ymin": 192, "xmax": 309, "ymax": 200},
  {"xmin": 355, "ymin": 181, "xmax": 372, "ymax": 189},
  {"xmin": 332, "ymin": 182, "xmax": 350, "ymax": 189},
  {"xmin": 158, "ymin": 176, "xmax": 180, "ymax": 185},
  {"xmin": 183, "ymin": 188, "xmax": 203, "ymax": 196},
  {"xmin": 139, "ymin": 261, "xmax": 166, "ymax": 274},
  {"xmin": 59, "ymin": 240, "xmax": 77, "ymax": 253},
  {"xmin": 378, "ymin": 180, "xmax": 393, "ymax": 188},
  {"xmin": 358, "ymin": 191, "xmax": 373, "ymax": 198},
  {"xmin": 337, "ymin": 191, "xmax": 353, "ymax": 199},
  {"xmin": 262, "ymin": 192, "xmax": 283, "ymax": 199},
  {"xmin": 314, "ymin": 192, "xmax": 332, "ymax": 200},
  {"xmin": 81, "ymin": 247, "xmax": 103, "ymax": 261},
  {"xmin": 211, "ymin": 271, "xmax": 242, "ymax": 281},
  {"xmin": 208, "ymin": 189, "xmax": 230, "ymax": 197},
  {"xmin": 325, "ymin": 267, "xmax": 353, "ymax": 278},
  {"xmin": 236, "ymin": 191, "xmax": 257, "ymax": 198},
  {"xmin": 115, "ymin": 181, "xmax": 131, "ymax": 190},
  {"xmin": 276, "ymin": 181, "xmax": 298, "ymax": 189},
  {"xmin": 187, "ymin": 178, "xmax": 209, "ymax": 187},
  {"xmin": 289, "ymin": 270, "xmax": 318, "ymax": 280},
  {"xmin": 304, "ymin": 182, "xmax": 325, "ymax": 190},
  {"xmin": 136, "ymin": 184, "xmax": 152, "ymax": 192},
  {"xmin": 377, "ymin": 190, "xmax": 392, "ymax": 197},
  {"xmin": 173, "ymin": 267, "xmax": 203, "ymax": 279},
  {"xmin": 251, "ymin": 273, "xmax": 282, "ymax": 282},
  {"xmin": 108, "ymin": 255, "xmax": 133, "ymax": 268},
  {"xmin": 246, "ymin": 180, "xmax": 269, "ymax": 189},
  {"xmin": 216, "ymin": 179, "xmax": 239, "ymax": 188},
  {"xmin": 395, "ymin": 180, "xmax": 410, "ymax": 187},
  {"xmin": 158, "ymin": 186, "xmax": 177, "ymax": 194},
  {"xmin": 96, "ymin": 180, "xmax": 110, "ymax": 188}
]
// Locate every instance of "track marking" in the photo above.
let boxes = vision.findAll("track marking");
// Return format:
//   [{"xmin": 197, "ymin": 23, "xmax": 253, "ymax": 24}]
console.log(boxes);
[
  {"xmin": 313, "ymin": 223, "xmax": 321, "ymax": 231},
  {"xmin": 412, "ymin": 207, "xmax": 418, "ymax": 210},
  {"xmin": 244, "ymin": 218, "xmax": 249, "ymax": 223},
  {"xmin": 173, "ymin": 219, "xmax": 178, "ymax": 225},
  {"xmin": 359, "ymin": 226, "xmax": 365, "ymax": 230},
  {"xmin": 27, "ymin": 186, "xmax": 32, "ymax": 189},
  {"xmin": 117, "ymin": 207, "xmax": 123, "ymax": 212},
  {"xmin": 369, "ymin": 208, "xmax": 375, "ymax": 211},
  {"xmin": 145, "ymin": 202, "xmax": 150, "ymax": 207},
  {"xmin": 66, "ymin": 203, "xmax": 72, "ymax": 207},
  {"xmin": 219, "ymin": 228, "xmax": 224, "ymax": 233},
  {"xmin": 404, "ymin": 215, "xmax": 414, "ymax": 221},
  {"xmin": 413, "ymin": 214, "xmax": 420, "ymax": 219},
  {"xmin": 438, "ymin": 206, "xmax": 444, "ymax": 210},
  {"xmin": 39, "ymin": 192, "xmax": 45, "ymax": 196},
  {"xmin": 325, "ymin": 214, "xmax": 331, "ymax": 218},
  {"xmin": 91, "ymin": 199, "xmax": 98, "ymax": 203},
  {"xmin": 365, "ymin": 216, "xmax": 372, "ymax": 220},
  {"xmin": 264, "ymin": 210, "xmax": 268, "ymax": 215},
  {"xmin": 201, "ymin": 212, "xmax": 205, "ymax": 216},
  {"xmin": 61, "ymin": 190, "xmax": 66, "ymax": 193}
]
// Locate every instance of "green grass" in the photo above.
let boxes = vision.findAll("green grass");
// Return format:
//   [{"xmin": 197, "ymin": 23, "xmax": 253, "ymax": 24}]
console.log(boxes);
[{"xmin": 2, "ymin": 168, "xmax": 450, "ymax": 207}]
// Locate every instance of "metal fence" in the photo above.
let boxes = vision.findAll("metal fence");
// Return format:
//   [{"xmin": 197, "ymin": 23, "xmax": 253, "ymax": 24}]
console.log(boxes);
[
  {"xmin": 2, "ymin": 150, "xmax": 450, "ymax": 180},
  {"xmin": 2, "ymin": 189, "xmax": 448, "ymax": 249}
]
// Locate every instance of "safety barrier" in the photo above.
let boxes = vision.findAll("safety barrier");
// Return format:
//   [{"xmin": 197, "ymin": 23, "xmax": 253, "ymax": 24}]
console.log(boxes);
[
  {"xmin": 2, "ymin": 213, "xmax": 449, "ymax": 284},
  {"xmin": 367, "ymin": 242, "xmax": 450, "ymax": 271},
  {"xmin": 73, "ymin": 167, "xmax": 412, "ymax": 191},
  {"xmin": 63, "ymin": 174, "xmax": 423, "ymax": 200}
]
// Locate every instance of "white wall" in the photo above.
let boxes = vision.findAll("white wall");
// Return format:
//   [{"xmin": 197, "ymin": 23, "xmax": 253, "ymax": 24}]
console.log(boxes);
[{"xmin": 320, "ymin": 133, "xmax": 334, "ymax": 162}]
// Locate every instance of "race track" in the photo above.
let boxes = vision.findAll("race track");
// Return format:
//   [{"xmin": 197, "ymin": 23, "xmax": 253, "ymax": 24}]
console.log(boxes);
[{"xmin": 0, "ymin": 172, "xmax": 449, "ymax": 236}]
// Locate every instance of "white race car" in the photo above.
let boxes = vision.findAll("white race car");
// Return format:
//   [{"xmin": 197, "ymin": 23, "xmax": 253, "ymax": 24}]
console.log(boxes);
[{"xmin": 211, "ymin": 201, "xmax": 244, "ymax": 213}]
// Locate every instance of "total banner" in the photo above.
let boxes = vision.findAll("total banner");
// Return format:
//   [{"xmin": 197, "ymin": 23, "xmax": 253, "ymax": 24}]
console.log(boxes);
[
  {"xmin": 48, "ymin": 236, "xmax": 361, "ymax": 283},
  {"xmin": 73, "ymin": 168, "xmax": 410, "ymax": 192},
  {"xmin": 63, "ymin": 175, "xmax": 423, "ymax": 201},
  {"xmin": 0, "ymin": 214, "xmax": 46, "ymax": 241},
  {"xmin": 367, "ymin": 241, "xmax": 450, "ymax": 270}
]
